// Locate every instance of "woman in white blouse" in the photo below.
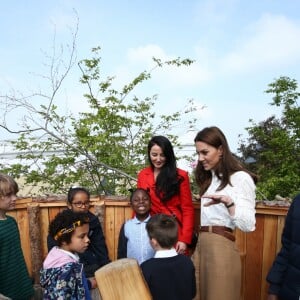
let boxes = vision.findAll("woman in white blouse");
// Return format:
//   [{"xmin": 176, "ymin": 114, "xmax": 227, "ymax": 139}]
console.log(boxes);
[{"xmin": 193, "ymin": 126, "xmax": 257, "ymax": 300}]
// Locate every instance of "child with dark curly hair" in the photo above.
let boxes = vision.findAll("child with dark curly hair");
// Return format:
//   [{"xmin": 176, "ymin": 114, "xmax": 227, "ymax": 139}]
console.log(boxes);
[{"xmin": 40, "ymin": 209, "xmax": 91, "ymax": 299}]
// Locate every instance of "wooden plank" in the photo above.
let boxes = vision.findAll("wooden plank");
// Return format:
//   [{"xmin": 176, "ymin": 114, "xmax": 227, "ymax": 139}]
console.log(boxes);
[
  {"xmin": 235, "ymin": 229, "xmax": 247, "ymax": 299},
  {"xmin": 276, "ymin": 216, "xmax": 286, "ymax": 253},
  {"xmin": 95, "ymin": 258, "xmax": 152, "ymax": 300},
  {"xmin": 16, "ymin": 208, "xmax": 32, "ymax": 277},
  {"xmin": 105, "ymin": 206, "xmax": 116, "ymax": 260},
  {"xmin": 124, "ymin": 206, "xmax": 133, "ymax": 221},
  {"xmin": 114, "ymin": 206, "xmax": 126, "ymax": 260},
  {"xmin": 40, "ymin": 207, "xmax": 50, "ymax": 259},
  {"xmin": 244, "ymin": 214, "xmax": 264, "ymax": 300},
  {"xmin": 104, "ymin": 200, "xmax": 132, "ymax": 207},
  {"xmin": 261, "ymin": 215, "xmax": 278, "ymax": 300},
  {"xmin": 49, "ymin": 207, "xmax": 62, "ymax": 222},
  {"xmin": 255, "ymin": 204, "xmax": 289, "ymax": 216}
]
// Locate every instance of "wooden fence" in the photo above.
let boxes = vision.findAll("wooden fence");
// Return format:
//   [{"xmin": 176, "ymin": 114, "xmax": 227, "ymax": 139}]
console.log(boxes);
[{"xmin": 7, "ymin": 196, "xmax": 289, "ymax": 300}]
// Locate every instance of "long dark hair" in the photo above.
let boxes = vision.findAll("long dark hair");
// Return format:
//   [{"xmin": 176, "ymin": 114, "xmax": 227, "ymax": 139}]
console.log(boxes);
[
  {"xmin": 194, "ymin": 126, "xmax": 257, "ymax": 196},
  {"xmin": 147, "ymin": 136, "xmax": 183, "ymax": 202}
]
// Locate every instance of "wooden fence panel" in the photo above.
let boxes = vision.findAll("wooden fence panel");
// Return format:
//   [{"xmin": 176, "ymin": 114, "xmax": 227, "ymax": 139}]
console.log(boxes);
[
  {"xmin": 244, "ymin": 214, "xmax": 264, "ymax": 300},
  {"xmin": 7, "ymin": 197, "xmax": 289, "ymax": 299},
  {"xmin": 17, "ymin": 207, "xmax": 32, "ymax": 275},
  {"xmin": 261, "ymin": 215, "xmax": 278, "ymax": 299},
  {"xmin": 40, "ymin": 207, "xmax": 50, "ymax": 260}
]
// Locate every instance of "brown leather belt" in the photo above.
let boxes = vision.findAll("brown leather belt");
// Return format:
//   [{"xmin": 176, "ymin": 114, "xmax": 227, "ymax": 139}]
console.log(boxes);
[{"xmin": 199, "ymin": 226, "xmax": 235, "ymax": 242}]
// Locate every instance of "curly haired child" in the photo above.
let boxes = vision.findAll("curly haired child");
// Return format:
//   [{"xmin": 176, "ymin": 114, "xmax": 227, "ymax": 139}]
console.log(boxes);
[{"xmin": 40, "ymin": 209, "xmax": 92, "ymax": 299}]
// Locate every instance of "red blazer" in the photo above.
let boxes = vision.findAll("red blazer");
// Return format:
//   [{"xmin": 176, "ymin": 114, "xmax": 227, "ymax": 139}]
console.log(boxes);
[{"xmin": 137, "ymin": 167, "xmax": 194, "ymax": 244}]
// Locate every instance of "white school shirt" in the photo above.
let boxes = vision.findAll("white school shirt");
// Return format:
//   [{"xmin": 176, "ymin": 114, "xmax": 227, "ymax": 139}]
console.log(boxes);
[
  {"xmin": 125, "ymin": 215, "xmax": 155, "ymax": 264},
  {"xmin": 201, "ymin": 171, "xmax": 256, "ymax": 232}
]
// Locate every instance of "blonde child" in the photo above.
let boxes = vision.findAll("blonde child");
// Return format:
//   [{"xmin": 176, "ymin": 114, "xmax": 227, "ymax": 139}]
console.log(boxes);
[{"xmin": 0, "ymin": 174, "xmax": 34, "ymax": 299}]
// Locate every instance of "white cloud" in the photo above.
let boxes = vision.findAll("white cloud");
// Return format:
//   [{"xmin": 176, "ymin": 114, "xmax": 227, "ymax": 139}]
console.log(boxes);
[
  {"xmin": 220, "ymin": 14, "xmax": 300, "ymax": 74},
  {"xmin": 194, "ymin": 0, "xmax": 237, "ymax": 26}
]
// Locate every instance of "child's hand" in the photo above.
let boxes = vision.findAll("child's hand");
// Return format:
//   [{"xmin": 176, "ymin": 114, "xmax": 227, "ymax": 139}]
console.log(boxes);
[{"xmin": 88, "ymin": 277, "xmax": 98, "ymax": 289}]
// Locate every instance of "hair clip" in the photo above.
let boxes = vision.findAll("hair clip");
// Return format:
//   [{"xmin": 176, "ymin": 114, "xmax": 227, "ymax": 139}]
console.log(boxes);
[{"xmin": 54, "ymin": 218, "xmax": 89, "ymax": 240}]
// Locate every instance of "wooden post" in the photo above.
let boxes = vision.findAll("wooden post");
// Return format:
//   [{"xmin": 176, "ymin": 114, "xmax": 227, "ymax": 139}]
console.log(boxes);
[
  {"xmin": 94, "ymin": 200, "xmax": 105, "ymax": 230},
  {"xmin": 27, "ymin": 203, "xmax": 43, "ymax": 284}
]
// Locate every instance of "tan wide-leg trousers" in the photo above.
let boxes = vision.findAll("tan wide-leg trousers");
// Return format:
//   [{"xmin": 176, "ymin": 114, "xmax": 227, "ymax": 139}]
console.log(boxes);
[{"xmin": 192, "ymin": 231, "xmax": 241, "ymax": 300}]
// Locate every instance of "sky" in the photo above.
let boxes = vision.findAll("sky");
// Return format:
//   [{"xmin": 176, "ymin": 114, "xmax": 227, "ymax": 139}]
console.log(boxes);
[{"xmin": 1, "ymin": 0, "xmax": 300, "ymax": 158}]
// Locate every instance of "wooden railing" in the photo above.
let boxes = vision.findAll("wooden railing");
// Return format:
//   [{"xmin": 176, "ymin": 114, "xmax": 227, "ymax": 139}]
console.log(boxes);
[{"xmin": 8, "ymin": 197, "xmax": 289, "ymax": 300}]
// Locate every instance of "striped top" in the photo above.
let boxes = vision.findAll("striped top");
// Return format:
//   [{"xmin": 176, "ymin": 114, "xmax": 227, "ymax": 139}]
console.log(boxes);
[{"xmin": 0, "ymin": 215, "xmax": 34, "ymax": 299}]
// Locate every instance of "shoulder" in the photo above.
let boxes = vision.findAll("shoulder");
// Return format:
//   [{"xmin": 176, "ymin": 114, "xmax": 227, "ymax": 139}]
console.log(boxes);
[
  {"xmin": 6, "ymin": 215, "xmax": 18, "ymax": 228},
  {"xmin": 177, "ymin": 168, "xmax": 188, "ymax": 176},
  {"xmin": 230, "ymin": 171, "xmax": 255, "ymax": 184},
  {"xmin": 6, "ymin": 215, "xmax": 16, "ymax": 222},
  {"xmin": 177, "ymin": 254, "xmax": 194, "ymax": 264},
  {"xmin": 141, "ymin": 258, "xmax": 156, "ymax": 268},
  {"xmin": 87, "ymin": 211, "xmax": 99, "ymax": 224},
  {"xmin": 292, "ymin": 194, "xmax": 300, "ymax": 204},
  {"xmin": 124, "ymin": 218, "xmax": 136, "ymax": 230},
  {"xmin": 289, "ymin": 194, "xmax": 300, "ymax": 218},
  {"xmin": 138, "ymin": 167, "xmax": 153, "ymax": 176},
  {"xmin": 177, "ymin": 168, "xmax": 190, "ymax": 180}
]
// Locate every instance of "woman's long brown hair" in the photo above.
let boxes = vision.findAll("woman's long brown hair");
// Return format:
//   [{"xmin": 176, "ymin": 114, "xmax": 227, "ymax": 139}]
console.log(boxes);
[{"xmin": 194, "ymin": 126, "xmax": 257, "ymax": 196}]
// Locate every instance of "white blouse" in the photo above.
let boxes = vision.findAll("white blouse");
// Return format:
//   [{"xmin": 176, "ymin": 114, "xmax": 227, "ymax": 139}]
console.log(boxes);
[{"xmin": 201, "ymin": 171, "xmax": 256, "ymax": 232}]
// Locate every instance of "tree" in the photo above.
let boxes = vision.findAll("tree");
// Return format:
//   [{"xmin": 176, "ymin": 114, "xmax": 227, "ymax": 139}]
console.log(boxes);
[
  {"xmin": 238, "ymin": 76, "xmax": 300, "ymax": 200},
  {"xmin": 0, "ymin": 33, "xmax": 198, "ymax": 195}
]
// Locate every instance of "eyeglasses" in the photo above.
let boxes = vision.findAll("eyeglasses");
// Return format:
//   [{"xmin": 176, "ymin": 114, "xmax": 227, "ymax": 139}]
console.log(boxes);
[
  {"xmin": 72, "ymin": 201, "xmax": 90, "ymax": 208},
  {"xmin": 54, "ymin": 219, "xmax": 89, "ymax": 240}
]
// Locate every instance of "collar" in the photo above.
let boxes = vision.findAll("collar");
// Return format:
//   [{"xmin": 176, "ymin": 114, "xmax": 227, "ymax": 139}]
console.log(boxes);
[
  {"xmin": 59, "ymin": 248, "xmax": 80, "ymax": 262},
  {"xmin": 154, "ymin": 247, "xmax": 178, "ymax": 258},
  {"xmin": 133, "ymin": 214, "xmax": 151, "ymax": 224}
]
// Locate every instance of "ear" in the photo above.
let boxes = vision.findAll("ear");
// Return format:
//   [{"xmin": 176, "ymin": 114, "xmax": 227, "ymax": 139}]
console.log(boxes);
[
  {"xmin": 67, "ymin": 203, "xmax": 72, "ymax": 209},
  {"xmin": 218, "ymin": 145, "xmax": 223, "ymax": 157},
  {"xmin": 150, "ymin": 237, "xmax": 158, "ymax": 249}
]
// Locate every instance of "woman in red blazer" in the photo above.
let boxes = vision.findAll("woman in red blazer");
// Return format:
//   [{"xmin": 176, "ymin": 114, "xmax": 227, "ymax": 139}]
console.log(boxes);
[{"xmin": 137, "ymin": 135, "xmax": 194, "ymax": 254}]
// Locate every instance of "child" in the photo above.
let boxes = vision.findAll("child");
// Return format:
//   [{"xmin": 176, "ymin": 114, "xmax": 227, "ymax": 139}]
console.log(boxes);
[
  {"xmin": 0, "ymin": 173, "xmax": 34, "ymax": 300},
  {"xmin": 141, "ymin": 214, "xmax": 196, "ymax": 300},
  {"xmin": 117, "ymin": 188, "xmax": 155, "ymax": 264},
  {"xmin": 47, "ymin": 187, "xmax": 110, "ymax": 286},
  {"xmin": 40, "ymin": 209, "xmax": 92, "ymax": 299}
]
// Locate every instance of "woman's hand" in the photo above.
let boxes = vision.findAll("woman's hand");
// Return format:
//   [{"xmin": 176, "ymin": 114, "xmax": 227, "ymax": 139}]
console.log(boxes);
[
  {"xmin": 203, "ymin": 194, "xmax": 232, "ymax": 207},
  {"xmin": 175, "ymin": 241, "xmax": 187, "ymax": 254}
]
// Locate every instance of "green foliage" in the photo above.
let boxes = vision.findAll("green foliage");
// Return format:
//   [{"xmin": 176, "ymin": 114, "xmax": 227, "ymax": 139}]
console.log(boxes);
[
  {"xmin": 1, "ymin": 47, "xmax": 197, "ymax": 196},
  {"xmin": 238, "ymin": 76, "xmax": 300, "ymax": 200}
]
